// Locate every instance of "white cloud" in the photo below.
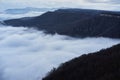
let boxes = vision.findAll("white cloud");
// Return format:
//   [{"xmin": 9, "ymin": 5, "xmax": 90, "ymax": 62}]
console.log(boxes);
[
  {"xmin": 0, "ymin": 0, "xmax": 85, "ymax": 8},
  {"xmin": 0, "ymin": 0, "xmax": 120, "ymax": 11},
  {"xmin": 0, "ymin": 4, "xmax": 120, "ymax": 79},
  {"xmin": 0, "ymin": 26, "xmax": 119, "ymax": 80},
  {"xmin": 86, "ymin": 0, "xmax": 110, "ymax": 3},
  {"xmin": 0, "ymin": 11, "xmax": 44, "ymax": 20},
  {"xmin": 86, "ymin": 0, "xmax": 120, "ymax": 4}
]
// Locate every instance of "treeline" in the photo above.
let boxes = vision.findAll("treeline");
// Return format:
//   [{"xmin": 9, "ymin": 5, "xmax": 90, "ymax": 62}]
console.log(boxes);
[
  {"xmin": 4, "ymin": 9, "xmax": 120, "ymax": 38},
  {"xmin": 43, "ymin": 44, "xmax": 120, "ymax": 80}
]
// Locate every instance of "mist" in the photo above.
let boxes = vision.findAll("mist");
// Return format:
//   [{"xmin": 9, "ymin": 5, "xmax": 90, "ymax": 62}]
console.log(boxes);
[
  {"xmin": 0, "ymin": 11, "xmax": 44, "ymax": 21},
  {"xmin": 1, "ymin": 0, "xmax": 120, "ymax": 11},
  {"xmin": 0, "ymin": 26, "xmax": 119, "ymax": 80}
]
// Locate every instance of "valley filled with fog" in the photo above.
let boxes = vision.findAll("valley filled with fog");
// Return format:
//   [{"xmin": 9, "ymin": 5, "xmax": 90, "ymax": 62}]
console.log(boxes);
[
  {"xmin": 0, "ymin": 12, "xmax": 44, "ymax": 21},
  {"xmin": 0, "ymin": 10, "xmax": 120, "ymax": 80}
]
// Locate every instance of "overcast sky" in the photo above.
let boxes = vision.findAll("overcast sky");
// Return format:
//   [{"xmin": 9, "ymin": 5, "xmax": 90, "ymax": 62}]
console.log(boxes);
[{"xmin": 0, "ymin": 0, "xmax": 120, "ymax": 11}]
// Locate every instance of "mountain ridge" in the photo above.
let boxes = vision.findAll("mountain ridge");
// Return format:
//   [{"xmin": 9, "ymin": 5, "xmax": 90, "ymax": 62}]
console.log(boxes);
[{"xmin": 4, "ymin": 8, "xmax": 120, "ymax": 38}]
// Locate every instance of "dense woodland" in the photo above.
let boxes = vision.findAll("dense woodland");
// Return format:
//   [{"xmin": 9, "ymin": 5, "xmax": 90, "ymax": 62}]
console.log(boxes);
[
  {"xmin": 43, "ymin": 44, "xmax": 120, "ymax": 80},
  {"xmin": 4, "ymin": 9, "xmax": 120, "ymax": 38}
]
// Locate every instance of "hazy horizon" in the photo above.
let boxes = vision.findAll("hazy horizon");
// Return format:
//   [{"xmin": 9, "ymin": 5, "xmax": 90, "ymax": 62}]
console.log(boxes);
[{"xmin": 0, "ymin": 0, "xmax": 120, "ymax": 11}]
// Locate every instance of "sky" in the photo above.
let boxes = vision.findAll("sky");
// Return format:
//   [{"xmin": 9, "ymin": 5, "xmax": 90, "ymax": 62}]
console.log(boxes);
[{"xmin": 0, "ymin": 0, "xmax": 120, "ymax": 11}]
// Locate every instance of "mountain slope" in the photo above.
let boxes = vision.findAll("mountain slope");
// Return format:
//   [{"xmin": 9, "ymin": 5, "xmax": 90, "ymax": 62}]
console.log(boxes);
[
  {"xmin": 4, "ymin": 9, "xmax": 120, "ymax": 38},
  {"xmin": 43, "ymin": 44, "xmax": 120, "ymax": 80}
]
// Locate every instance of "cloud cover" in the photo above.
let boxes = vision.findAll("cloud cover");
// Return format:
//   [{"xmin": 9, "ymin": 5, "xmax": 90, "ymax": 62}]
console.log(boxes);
[
  {"xmin": 0, "ymin": 26, "xmax": 119, "ymax": 80},
  {"xmin": 86, "ymin": 0, "xmax": 120, "ymax": 4},
  {"xmin": 0, "ymin": 0, "xmax": 120, "ymax": 11},
  {"xmin": 0, "ymin": 2, "xmax": 119, "ymax": 79},
  {"xmin": 0, "ymin": 11, "xmax": 44, "ymax": 20}
]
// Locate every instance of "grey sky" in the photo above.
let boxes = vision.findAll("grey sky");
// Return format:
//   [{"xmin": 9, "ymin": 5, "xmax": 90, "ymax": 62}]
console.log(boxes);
[
  {"xmin": 86, "ymin": 0, "xmax": 120, "ymax": 4},
  {"xmin": 0, "ymin": 0, "xmax": 120, "ymax": 11}
]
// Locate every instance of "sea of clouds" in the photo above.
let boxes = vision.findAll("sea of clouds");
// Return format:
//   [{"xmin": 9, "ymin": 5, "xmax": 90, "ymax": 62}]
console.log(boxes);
[
  {"xmin": 0, "ymin": 9, "xmax": 120, "ymax": 80},
  {"xmin": 0, "ymin": 11, "xmax": 44, "ymax": 21},
  {"xmin": 0, "ymin": 26, "xmax": 119, "ymax": 80}
]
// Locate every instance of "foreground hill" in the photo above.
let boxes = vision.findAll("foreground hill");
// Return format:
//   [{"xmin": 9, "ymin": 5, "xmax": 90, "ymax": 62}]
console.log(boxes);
[
  {"xmin": 43, "ymin": 44, "xmax": 120, "ymax": 80},
  {"xmin": 4, "ymin": 9, "xmax": 120, "ymax": 38}
]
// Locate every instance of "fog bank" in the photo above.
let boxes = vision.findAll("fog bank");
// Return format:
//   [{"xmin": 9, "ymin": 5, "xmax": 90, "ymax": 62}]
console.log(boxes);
[{"xmin": 0, "ymin": 26, "xmax": 119, "ymax": 80}]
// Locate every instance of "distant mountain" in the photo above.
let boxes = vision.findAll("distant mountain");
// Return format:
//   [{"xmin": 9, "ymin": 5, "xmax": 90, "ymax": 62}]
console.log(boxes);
[
  {"xmin": 43, "ymin": 43, "xmax": 120, "ymax": 80},
  {"xmin": 4, "ymin": 7, "xmax": 56, "ymax": 14},
  {"xmin": 4, "ymin": 9, "xmax": 120, "ymax": 38}
]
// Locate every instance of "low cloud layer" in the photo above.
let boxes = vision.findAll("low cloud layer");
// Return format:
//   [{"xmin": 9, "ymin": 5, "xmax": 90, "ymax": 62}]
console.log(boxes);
[
  {"xmin": 0, "ymin": 11, "xmax": 44, "ymax": 21},
  {"xmin": 0, "ymin": 26, "xmax": 119, "ymax": 80}
]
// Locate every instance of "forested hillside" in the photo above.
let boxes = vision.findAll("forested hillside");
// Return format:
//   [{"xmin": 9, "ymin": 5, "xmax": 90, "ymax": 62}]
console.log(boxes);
[{"xmin": 43, "ymin": 44, "xmax": 120, "ymax": 80}]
